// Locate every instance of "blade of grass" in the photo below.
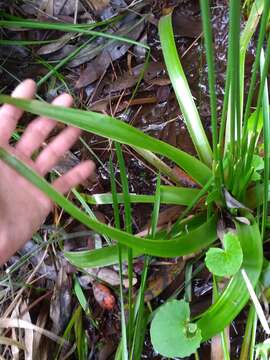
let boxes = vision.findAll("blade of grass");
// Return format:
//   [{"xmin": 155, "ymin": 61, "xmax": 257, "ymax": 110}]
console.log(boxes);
[
  {"xmin": 159, "ymin": 14, "xmax": 213, "ymax": 167},
  {"xmin": 131, "ymin": 176, "xmax": 161, "ymax": 359},
  {"xmin": 245, "ymin": 32, "xmax": 270, "ymax": 173},
  {"xmin": 239, "ymin": 305, "xmax": 256, "ymax": 360},
  {"xmin": 0, "ymin": 12, "xmax": 124, "ymax": 28},
  {"xmin": 74, "ymin": 305, "xmax": 88, "ymax": 360},
  {"xmin": 73, "ymin": 276, "xmax": 98, "ymax": 329},
  {"xmin": 240, "ymin": 0, "xmax": 264, "ymax": 123},
  {"xmin": 199, "ymin": 0, "xmax": 218, "ymax": 163},
  {"xmin": 109, "ymin": 157, "xmax": 128, "ymax": 360},
  {"xmin": 0, "ymin": 39, "xmax": 56, "ymax": 45},
  {"xmin": 242, "ymin": 0, "xmax": 270, "ymax": 154},
  {"xmin": 0, "ymin": 18, "xmax": 149, "ymax": 49},
  {"xmin": 115, "ymin": 143, "xmax": 132, "ymax": 234},
  {"xmin": 115, "ymin": 142, "xmax": 134, "ymax": 349},
  {"xmin": 260, "ymin": 48, "xmax": 270, "ymax": 239},
  {"xmin": 55, "ymin": 306, "xmax": 81, "ymax": 357},
  {"xmin": 228, "ymin": 0, "xmax": 241, "ymax": 161}
]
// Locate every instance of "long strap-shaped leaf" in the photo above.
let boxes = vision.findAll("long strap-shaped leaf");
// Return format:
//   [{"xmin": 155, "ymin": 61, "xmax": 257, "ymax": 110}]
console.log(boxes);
[
  {"xmin": 83, "ymin": 186, "xmax": 200, "ymax": 205},
  {"xmin": 0, "ymin": 19, "xmax": 148, "ymax": 49},
  {"xmin": 196, "ymin": 217, "xmax": 263, "ymax": 341},
  {"xmin": 65, "ymin": 213, "xmax": 209, "ymax": 268},
  {"xmin": 159, "ymin": 14, "xmax": 213, "ymax": 167},
  {"xmin": 0, "ymin": 147, "xmax": 217, "ymax": 257},
  {"xmin": 0, "ymin": 95, "xmax": 212, "ymax": 186}
]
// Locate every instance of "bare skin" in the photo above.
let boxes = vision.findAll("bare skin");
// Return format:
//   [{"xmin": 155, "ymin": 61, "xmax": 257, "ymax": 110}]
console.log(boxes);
[{"xmin": 0, "ymin": 79, "xmax": 95, "ymax": 264}]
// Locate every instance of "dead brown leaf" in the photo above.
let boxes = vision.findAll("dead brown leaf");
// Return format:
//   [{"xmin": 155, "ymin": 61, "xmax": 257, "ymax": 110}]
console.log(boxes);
[
  {"xmin": 37, "ymin": 33, "xmax": 75, "ymax": 55},
  {"xmin": 88, "ymin": 0, "xmax": 110, "ymax": 14},
  {"xmin": 76, "ymin": 19, "xmax": 144, "ymax": 88},
  {"xmin": 144, "ymin": 258, "xmax": 185, "ymax": 302},
  {"xmin": 171, "ymin": 166, "xmax": 198, "ymax": 187},
  {"xmin": 50, "ymin": 266, "xmax": 72, "ymax": 334}
]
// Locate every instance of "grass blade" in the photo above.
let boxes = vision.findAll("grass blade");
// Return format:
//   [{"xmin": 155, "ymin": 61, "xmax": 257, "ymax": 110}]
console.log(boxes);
[
  {"xmin": 115, "ymin": 143, "xmax": 134, "ymax": 348},
  {"xmin": 199, "ymin": 0, "xmax": 218, "ymax": 162},
  {"xmin": 228, "ymin": 0, "xmax": 241, "ymax": 160},
  {"xmin": 0, "ymin": 18, "xmax": 148, "ymax": 49},
  {"xmin": 245, "ymin": 31, "xmax": 270, "ymax": 173},
  {"xmin": 240, "ymin": 0, "xmax": 264, "ymax": 123},
  {"xmin": 159, "ymin": 14, "xmax": 213, "ymax": 167},
  {"xmin": 260, "ymin": 48, "xmax": 270, "ymax": 239},
  {"xmin": 109, "ymin": 157, "xmax": 128, "ymax": 360},
  {"xmin": 241, "ymin": 0, "xmax": 270, "ymax": 153},
  {"xmin": 131, "ymin": 176, "xmax": 161, "ymax": 359}
]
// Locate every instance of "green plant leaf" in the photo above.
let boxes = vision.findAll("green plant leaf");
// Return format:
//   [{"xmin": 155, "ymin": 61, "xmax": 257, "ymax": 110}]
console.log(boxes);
[
  {"xmin": 150, "ymin": 299, "xmax": 202, "ymax": 358},
  {"xmin": 159, "ymin": 14, "xmax": 213, "ymax": 167},
  {"xmin": 0, "ymin": 95, "xmax": 211, "ymax": 186},
  {"xmin": 255, "ymin": 339, "xmax": 270, "ymax": 360},
  {"xmin": 0, "ymin": 147, "xmax": 218, "ymax": 259},
  {"xmin": 0, "ymin": 18, "xmax": 148, "ymax": 48},
  {"xmin": 82, "ymin": 186, "xmax": 200, "ymax": 206},
  {"xmin": 197, "ymin": 216, "xmax": 263, "ymax": 341},
  {"xmin": 65, "ymin": 214, "xmax": 210, "ymax": 268},
  {"xmin": 205, "ymin": 232, "xmax": 243, "ymax": 277},
  {"xmin": 251, "ymin": 154, "xmax": 264, "ymax": 181}
]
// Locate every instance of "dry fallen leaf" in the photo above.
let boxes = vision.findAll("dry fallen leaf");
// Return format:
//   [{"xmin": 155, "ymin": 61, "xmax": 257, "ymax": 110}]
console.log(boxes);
[
  {"xmin": 37, "ymin": 33, "xmax": 75, "ymax": 55},
  {"xmin": 20, "ymin": 301, "xmax": 34, "ymax": 360},
  {"xmin": 88, "ymin": 0, "xmax": 110, "ymax": 14},
  {"xmin": 76, "ymin": 19, "xmax": 145, "ymax": 88},
  {"xmin": 144, "ymin": 258, "xmax": 185, "ymax": 302},
  {"xmin": 50, "ymin": 266, "xmax": 72, "ymax": 334}
]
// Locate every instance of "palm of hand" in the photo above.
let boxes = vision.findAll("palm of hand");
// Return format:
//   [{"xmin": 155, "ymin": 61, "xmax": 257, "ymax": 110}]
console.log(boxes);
[{"xmin": 0, "ymin": 80, "xmax": 94, "ymax": 264}]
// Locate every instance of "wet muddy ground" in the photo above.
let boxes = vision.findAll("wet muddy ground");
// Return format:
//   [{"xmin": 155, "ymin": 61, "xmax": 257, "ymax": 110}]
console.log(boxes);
[{"xmin": 0, "ymin": 0, "xmax": 259, "ymax": 358}]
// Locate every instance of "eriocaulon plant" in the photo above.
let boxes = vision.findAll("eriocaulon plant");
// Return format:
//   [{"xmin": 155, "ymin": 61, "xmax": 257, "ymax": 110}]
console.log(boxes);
[{"xmin": 0, "ymin": 0, "xmax": 269, "ymax": 357}]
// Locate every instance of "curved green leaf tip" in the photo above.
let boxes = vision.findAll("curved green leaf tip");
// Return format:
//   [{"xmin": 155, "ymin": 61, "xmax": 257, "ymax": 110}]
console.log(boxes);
[
  {"xmin": 150, "ymin": 299, "xmax": 202, "ymax": 358},
  {"xmin": 205, "ymin": 232, "xmax": 243, "ymax": 277}
]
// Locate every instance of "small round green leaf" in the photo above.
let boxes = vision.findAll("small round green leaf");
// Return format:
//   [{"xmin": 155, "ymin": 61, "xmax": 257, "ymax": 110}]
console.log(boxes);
[
  {"xmin": 150, "ymin": 299, "xmax": 202, "ymax": 358},
  {"xmin": 205, "ymin": 232, "xmax": 243, "ymax": 277}
]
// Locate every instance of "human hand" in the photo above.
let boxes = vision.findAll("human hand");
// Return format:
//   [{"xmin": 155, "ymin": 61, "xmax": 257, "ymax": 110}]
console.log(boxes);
[{"xmin": 0, "ymin": 79, "xmax": 95, "ymax": 264}]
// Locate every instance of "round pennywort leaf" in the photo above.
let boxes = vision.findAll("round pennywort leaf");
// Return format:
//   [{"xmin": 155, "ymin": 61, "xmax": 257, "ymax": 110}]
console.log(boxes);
[
  {"xmin": 150, "ymin": 299, "xmax": 202, "ymax": 358},
  {"xmin": 205, "ymin": 232, "xmax": 243, "ymax": 277}
]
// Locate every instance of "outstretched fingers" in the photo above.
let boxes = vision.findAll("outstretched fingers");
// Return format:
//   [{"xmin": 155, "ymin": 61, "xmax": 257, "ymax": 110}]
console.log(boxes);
[
  {"xmin": 35, "ymin": 126, "xmax": 82, "ymax": 175},
  {"xmin": 16, "ymin": 93, "xmax": 73, "ymax": 157},
  {"xmin": 52, "ymin": 161, "xmax": 95, "ymax": 194},
  {"xmin": 0, "ymin": 79, "xmax": 36, "ymax": 144}
]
